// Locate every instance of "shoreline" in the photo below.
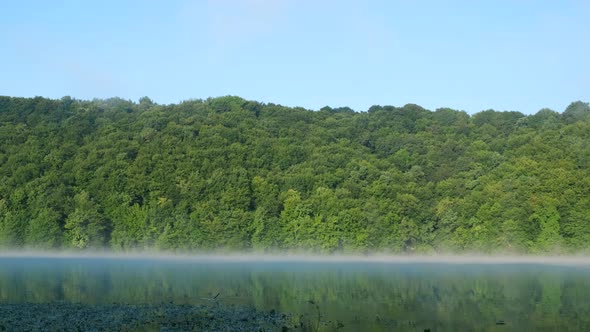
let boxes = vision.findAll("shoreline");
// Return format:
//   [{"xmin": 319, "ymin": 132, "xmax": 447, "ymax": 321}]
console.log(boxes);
[{"xmin": 1, "ymin": 251, "xmax": 590, "ymax": 266}]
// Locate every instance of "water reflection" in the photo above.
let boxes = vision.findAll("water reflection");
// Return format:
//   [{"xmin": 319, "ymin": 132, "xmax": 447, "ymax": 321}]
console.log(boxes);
[{"xmin": 1, "ymin": 257, "xmax": 590, "ymax": 331}]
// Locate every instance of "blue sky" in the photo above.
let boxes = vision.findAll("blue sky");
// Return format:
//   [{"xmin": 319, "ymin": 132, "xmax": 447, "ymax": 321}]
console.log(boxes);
[{"xmin": 1, "ymin": 0, "xmax": 588, "ymax": 114}]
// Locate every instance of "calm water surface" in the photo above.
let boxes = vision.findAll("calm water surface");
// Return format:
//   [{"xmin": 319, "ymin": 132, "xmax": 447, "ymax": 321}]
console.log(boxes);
[{"xmin": 1, "ymin": 256, "xmax": 590, "ymax": 331}]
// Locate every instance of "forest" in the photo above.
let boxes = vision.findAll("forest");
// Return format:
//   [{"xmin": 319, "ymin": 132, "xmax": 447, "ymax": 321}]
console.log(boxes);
[{"xmin": 0, "ymin": 95, "xmax": 589, "ymax": 253}]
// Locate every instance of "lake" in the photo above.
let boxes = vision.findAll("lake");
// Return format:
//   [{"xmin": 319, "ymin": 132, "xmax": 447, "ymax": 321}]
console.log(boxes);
[{"xmin": 1, "ymin": 255, "xmax": 589, "ymax": 331}]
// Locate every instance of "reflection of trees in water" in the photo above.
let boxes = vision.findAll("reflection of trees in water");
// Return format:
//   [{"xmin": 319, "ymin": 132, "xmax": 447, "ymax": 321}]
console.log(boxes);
[{"xmin": 1, "ymin": 261, "xmax": 590, "ymax": 330}]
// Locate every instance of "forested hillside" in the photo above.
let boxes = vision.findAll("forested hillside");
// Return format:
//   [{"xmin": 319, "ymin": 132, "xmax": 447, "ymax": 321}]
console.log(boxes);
[{"xmin": 1, "ymin": 96, "xmax": 589, "ymax": 253}]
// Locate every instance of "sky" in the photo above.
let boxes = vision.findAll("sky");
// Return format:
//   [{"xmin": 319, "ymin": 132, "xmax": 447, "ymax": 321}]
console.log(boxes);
[{"xmin": 1, "ymin": 0, "xmax": 588, "ymax": 114}]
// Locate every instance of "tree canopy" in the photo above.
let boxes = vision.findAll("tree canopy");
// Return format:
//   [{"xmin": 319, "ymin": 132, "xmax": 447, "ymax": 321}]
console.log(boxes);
[{"xmin": 0, "ymin": 96, "xmax": 589, "ymax": 253}]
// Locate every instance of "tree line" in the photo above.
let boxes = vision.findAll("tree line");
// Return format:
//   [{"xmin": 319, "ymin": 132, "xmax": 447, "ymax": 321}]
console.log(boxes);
[{"xmin": 0, "ymin": 95, "xmax": 589, "ymax": 253}]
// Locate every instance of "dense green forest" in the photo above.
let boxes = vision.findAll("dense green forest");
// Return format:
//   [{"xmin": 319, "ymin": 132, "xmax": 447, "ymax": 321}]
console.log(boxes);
[{"xmin": 0, "ymin": 96, "xmax": 589, "ymax": 253}]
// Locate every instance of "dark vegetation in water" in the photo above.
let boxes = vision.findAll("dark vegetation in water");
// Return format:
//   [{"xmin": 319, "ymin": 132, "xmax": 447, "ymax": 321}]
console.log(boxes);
[
  {"xmin": 0, "ymin": 96, "xmax": 589, "ymax": 253},
  {"xmin": 0, "ymin": 302, "xmax": 291, "ymax": 332}
]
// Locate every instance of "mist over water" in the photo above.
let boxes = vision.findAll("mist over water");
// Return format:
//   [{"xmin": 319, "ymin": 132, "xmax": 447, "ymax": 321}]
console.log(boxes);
[
  {"xmin": 2, "ymin": 252, "xmax": 590, "ymax": 331},
  {"xmin": 2, "ymin": 251, "xmax": 590, "ymax": 265}
]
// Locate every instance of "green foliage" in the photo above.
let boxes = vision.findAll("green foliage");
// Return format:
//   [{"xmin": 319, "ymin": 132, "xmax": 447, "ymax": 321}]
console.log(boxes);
[
  {"xmin": 64, "ymin": 192, "xmax": 110, "ymax": 248},
  {"xmin": 562, "ymin": 101, "xmax": 590, "ymax": 123},
  {"xmin": 0, "ymin": 95, "xmax": 589, "ymax": 253},
  {"xmin": 26, "ymin": 208, "xmax": 63, "ymax": 248},
  {"xmin": 531, "ymin": 204, "xmax": 562, "ymax": 252}
]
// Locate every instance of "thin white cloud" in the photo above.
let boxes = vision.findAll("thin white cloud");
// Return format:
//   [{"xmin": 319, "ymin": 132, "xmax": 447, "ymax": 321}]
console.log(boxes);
[{"xmin": 180, "ymin": 0, "xmax": 290, "ymax": 44}]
